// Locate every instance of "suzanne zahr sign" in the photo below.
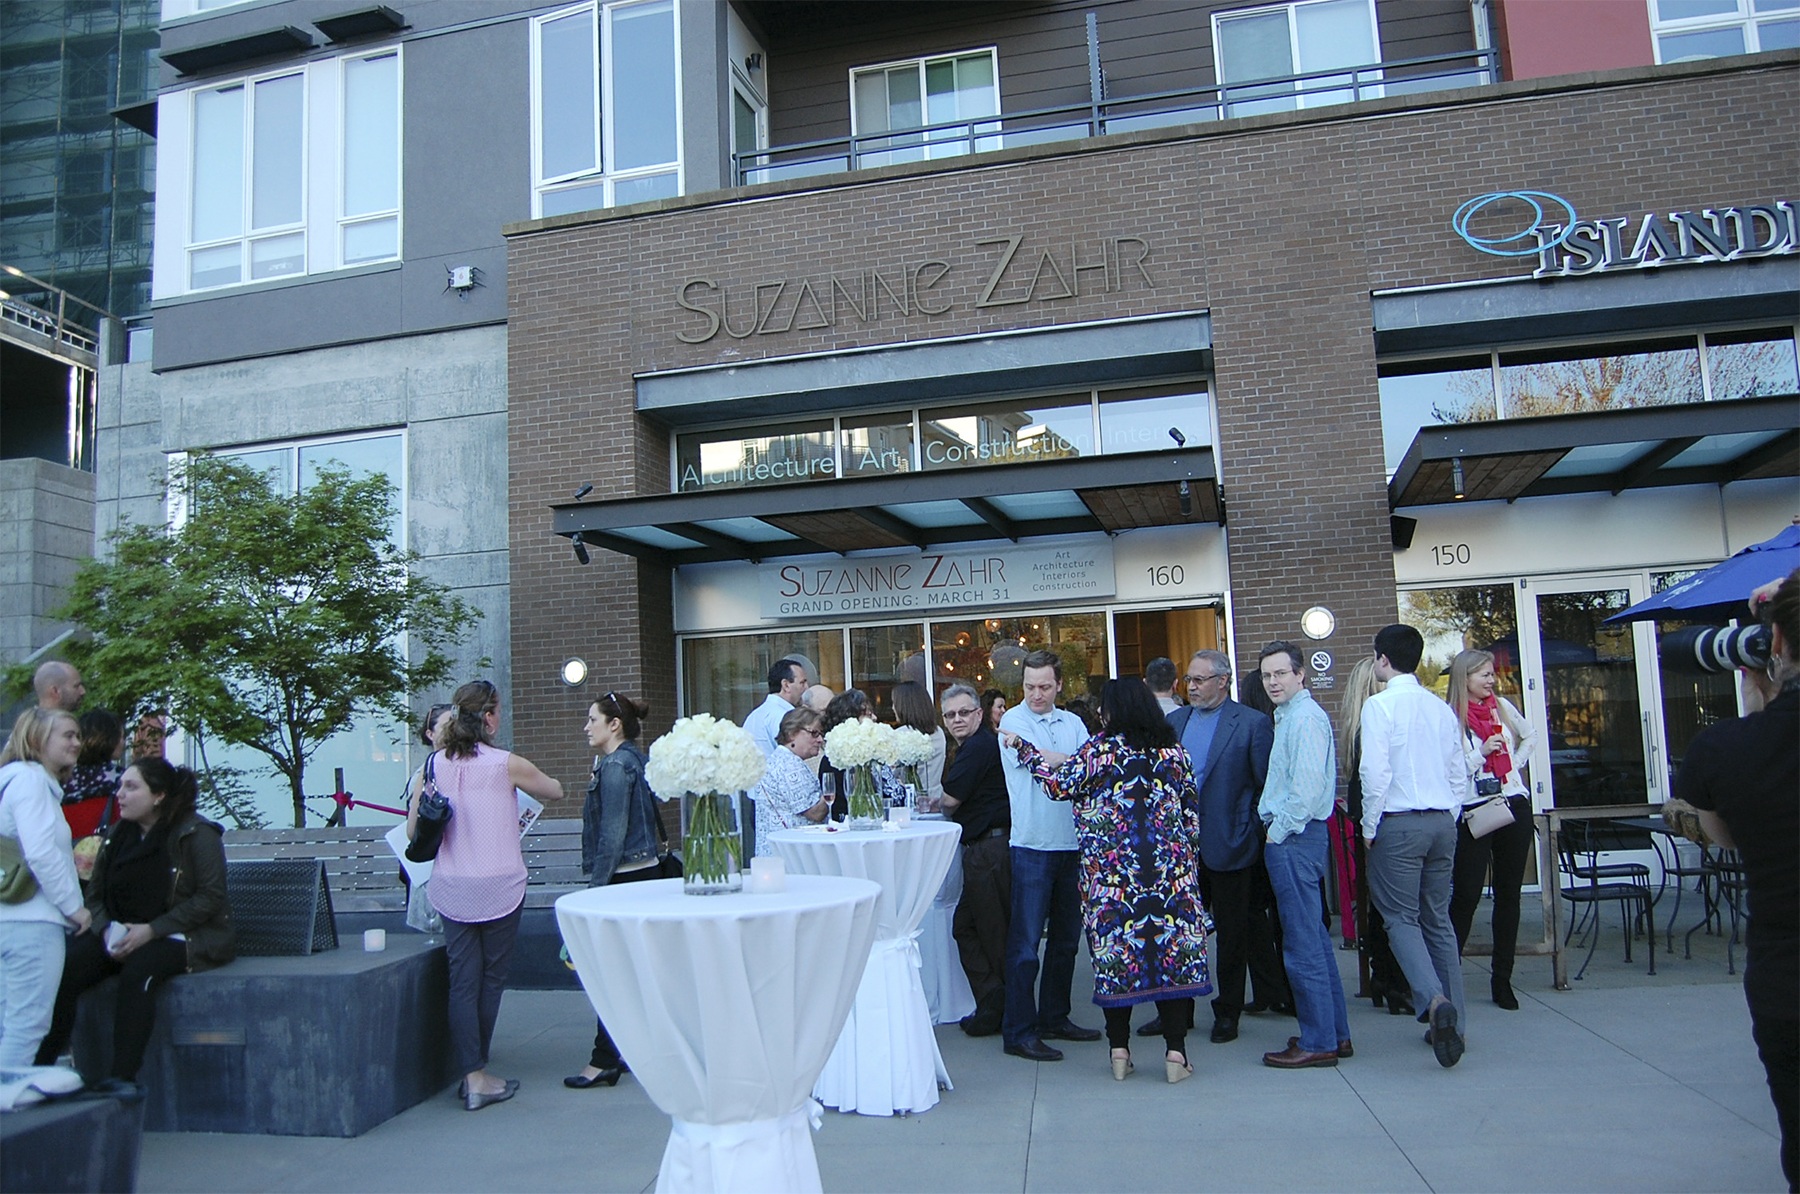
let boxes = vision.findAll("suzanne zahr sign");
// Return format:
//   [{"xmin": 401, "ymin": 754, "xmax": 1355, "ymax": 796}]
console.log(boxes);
[{"xmin": 760, "ymin": 542, "xmax": 1116, "ymax": 619}]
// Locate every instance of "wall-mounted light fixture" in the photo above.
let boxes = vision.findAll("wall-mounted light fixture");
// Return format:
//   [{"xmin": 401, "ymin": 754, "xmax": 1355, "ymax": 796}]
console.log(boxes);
[
  {"xmin": 1452, "ymin": 458, "xmax": 1466, "ymax": 501},
  {"xmin": 744, "ymin": 52, "xmax": 763, "ymax": 72},
  {"xmin": 1300, "ymin": 606, "xmax": 1336, "ymax": 640},
  {"xmin": 560, "ymin": 657, "xmax": 589, "ymax": 687},
  {"xmin": 571, "ymin": 531, "xmax": 590, "ymax": 565}
]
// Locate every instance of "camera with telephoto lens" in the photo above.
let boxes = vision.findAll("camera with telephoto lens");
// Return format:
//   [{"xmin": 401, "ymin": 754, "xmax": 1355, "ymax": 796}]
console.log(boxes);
[
  {"xmin": 1474, "ymin": 776, "xmax": 1503, "ymax": 798},
  {"xmin": 1658, "ymin": 624, "xmax": 1772, "ymax": 674}
]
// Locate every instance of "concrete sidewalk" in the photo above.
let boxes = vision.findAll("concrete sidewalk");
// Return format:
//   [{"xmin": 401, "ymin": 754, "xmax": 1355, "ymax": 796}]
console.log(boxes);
[{"xmin": 140, "ymin": 909, "xmax": 1783, "ymax": 1193}]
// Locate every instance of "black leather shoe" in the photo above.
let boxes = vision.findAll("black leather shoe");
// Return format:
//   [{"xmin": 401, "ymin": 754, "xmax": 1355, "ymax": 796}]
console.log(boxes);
[
  {"xmin": 1040, "ymin": 1020, "xmax": 1102, "ymax": 1042},
  {"xmin": 564, "ymin": 1067, "xmax": 624, "ymax": 1089},
  {"xmin": 89, "ymin": 1078, "xmax": 144, "ymax": 1102},
  {"xmin": 1210, "ymin": 1018, "xmax": 1239, "ymax": 1044},
  {"xmin": 465, "ymin": 1078, "xmax": 520, "ymax": 1111},
  {"xmin": 960, "ymin": 1011, "xmax": 1002, "ymax": 1037},
  {"xmin": 1136, "ymin": 1016, "xmax": 1165, "ymax": 1038},
  {"xmin": 1004, "ymin": 1038, "xmax": 1064, "ymax": 1062},
  {"xmin": 1244, "ymin": 999, "xmax": 1296, "ymax": 1017}
]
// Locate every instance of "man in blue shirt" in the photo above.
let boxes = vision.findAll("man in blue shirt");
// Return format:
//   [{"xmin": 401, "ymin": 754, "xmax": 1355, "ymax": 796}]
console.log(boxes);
[
  {"xmin": 742, "ymin": 659, "xmax": 806, "ymax": 759},
  {"xmin": 1257, "ymin": 641, "xmax": 1351, "ymax": 1069},
  {"xmin": 996, "ymin": 650, "xmax": 1099, "ymax": 1061}
]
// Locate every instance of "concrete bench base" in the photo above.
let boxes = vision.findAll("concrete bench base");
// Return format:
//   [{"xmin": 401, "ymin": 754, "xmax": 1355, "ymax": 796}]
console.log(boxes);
[
  {"xmin": 72, "ymin": 936, "xmax": 453, "ymax": 1137},
  {"xmin": 0, "ymin": 1092, "xmax": 144, "ymax": 1193}
]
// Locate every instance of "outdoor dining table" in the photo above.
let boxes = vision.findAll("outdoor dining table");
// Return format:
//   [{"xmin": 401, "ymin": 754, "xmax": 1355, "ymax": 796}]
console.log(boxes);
[
  {"xmin": 766, "ymin": 819, "xmax": 961, "ymax": 1116},
  {"xmin": 555, "ymin": 875, "xmax": 880, "ymax": 1194}
]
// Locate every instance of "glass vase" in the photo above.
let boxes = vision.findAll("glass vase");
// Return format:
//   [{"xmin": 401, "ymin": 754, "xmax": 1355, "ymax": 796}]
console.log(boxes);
[
  {"xmin": 846, "ymin": 764, "xmax": 884, "ymax": 830},
  {"xmin": 680, "ymin": 791, "xmax": 743, "ymax": 895}
]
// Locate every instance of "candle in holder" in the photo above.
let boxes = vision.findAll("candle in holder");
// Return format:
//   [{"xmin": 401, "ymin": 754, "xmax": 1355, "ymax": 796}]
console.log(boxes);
[
  {"xmin": 749, "ymin": 855, "xmax": 786, "ymax": 893},
  {"xmin": 888, "ymin": 805, "xmax": 912, "ymax": 828},
  {"xmin": 363, "ymin": 928, "xmax": 387, "ymax": 952}
]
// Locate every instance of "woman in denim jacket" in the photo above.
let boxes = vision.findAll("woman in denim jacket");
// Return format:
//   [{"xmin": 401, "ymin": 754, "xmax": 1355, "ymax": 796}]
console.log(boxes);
[{"xmin": 565, "ymin": 691, "xmax": 661, "ymax": 1090}]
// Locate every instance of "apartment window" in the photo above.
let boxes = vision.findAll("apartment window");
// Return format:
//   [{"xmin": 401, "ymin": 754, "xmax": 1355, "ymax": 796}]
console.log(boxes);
[
  {"xmin": 1214, "ymin": 0, "xmax": 1381, "ymax": 117},
  {"xmin": 850, "ymin": 49, "xmax": 999, "ymax": 167},
  {"xmin": 1651, "ymin": 0, "xmax": 1800, "ymax": 62},
  {"xmin": 533, "ymin": 0, "xmax": 681, "ymax": 218},
  {"xmin": 174, "ymin": 50, "xmax": 401, "ymax": 294}
]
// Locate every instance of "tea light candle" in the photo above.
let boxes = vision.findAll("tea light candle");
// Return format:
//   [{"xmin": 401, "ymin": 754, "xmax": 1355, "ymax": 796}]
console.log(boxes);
[
  {"xmin": 888, "ymin": 805, "xmax": 912, "ymax": 828},
  {"xmin": 749, "ymin": 855, "xmax": 786, "ymax": 893},
  {"xmin": 363, "ymin": 928, "xmax": 387, "ymax": 952}
]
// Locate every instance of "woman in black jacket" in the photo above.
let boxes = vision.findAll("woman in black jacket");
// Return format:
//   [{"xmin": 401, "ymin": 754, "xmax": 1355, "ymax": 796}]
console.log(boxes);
[{"xmin": 35, "ymin": 759, "xmax": 234, "ymax": 1090}]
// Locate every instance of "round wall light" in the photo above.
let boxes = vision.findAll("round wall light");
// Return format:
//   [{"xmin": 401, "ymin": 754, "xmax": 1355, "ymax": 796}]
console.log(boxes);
[
  {"xmin": 560, "ymin": 657, "xmax": 589, "ymax": 687},
  {"xmin": 1300, "ymin": 606, "xmax": 1336, "ymax": 640}
]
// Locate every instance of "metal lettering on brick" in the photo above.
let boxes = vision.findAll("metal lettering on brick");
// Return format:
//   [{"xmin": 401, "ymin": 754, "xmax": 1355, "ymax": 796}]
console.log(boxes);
[
  {"xmin": 1452, "ymin": 192, "xmax": 1798, "ymax": 278},
  {"xmin": 760, "ymin": 541, "xmax": 1116, "ymax": 619}
]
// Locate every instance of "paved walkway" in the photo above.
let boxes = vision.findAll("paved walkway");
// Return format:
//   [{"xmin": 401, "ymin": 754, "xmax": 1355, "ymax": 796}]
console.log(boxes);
[{"xmin": 141, "ymin": 902, "xmax": 1783, "ymax": 1193}]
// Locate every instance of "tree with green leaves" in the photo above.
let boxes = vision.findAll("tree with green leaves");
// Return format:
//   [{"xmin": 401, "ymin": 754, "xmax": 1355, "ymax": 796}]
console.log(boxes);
[{"xmin": 32, "ymin": 454, "xmax": 479, "ymax": 827}]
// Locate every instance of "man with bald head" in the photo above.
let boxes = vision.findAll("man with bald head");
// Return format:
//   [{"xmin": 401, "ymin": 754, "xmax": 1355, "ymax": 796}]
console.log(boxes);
[{"xmin": 33, "ymin": 662, "xmax": 85, "ymax": 712}]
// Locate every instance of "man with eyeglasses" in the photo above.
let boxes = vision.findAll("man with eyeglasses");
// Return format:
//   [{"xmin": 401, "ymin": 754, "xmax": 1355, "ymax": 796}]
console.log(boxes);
[
  {"xmin": 1257, "ymin": 641, "xmax": 1351, "ymax": 1070},
  {"xmin": 938, "ymin": 682, "xmax": 1012, "ymax": 1037},
  {"xmin": 1142, "ymin": 649, "xmax": 1288, "ymax": 1046}
]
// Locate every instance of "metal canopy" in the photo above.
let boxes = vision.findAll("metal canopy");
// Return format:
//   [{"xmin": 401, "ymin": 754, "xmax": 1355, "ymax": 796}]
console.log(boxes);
[
  {"xmin": 1388, "ymin": 393, "xmax": 1800, "ymax": 510},
  {"xmin": 551, "ymin": 449, "xmax": 1221, "ymax": 566}
]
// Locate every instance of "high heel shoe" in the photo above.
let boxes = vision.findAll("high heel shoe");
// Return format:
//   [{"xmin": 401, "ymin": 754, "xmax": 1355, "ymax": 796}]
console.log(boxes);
[
  {"xmin": 1110, "ymin": 1048, "xmax": 1133, "ymax": 1081},
  {"xmin": 1165, "ymin": 1051, "xmax": 1193, "ymax": 1084},
  {"xmin": 564, "ymin": 1066, "xmax": 624, "ymax": 1089}
]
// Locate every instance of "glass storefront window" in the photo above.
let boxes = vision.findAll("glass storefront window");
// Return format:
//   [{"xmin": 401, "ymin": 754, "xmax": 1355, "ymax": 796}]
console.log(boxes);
[
  {"xmin": 1377, "ymin": 357, "xmax": 1494, "ymax": 473},
  {"xmin": 1397, "ymin": 584, "xmax": 1521, "ymax": 698},
  {"xmin": 1498, "ymin": 338, "xmax": 1702, "ymax": 417},
  {"xmin": 920, "ymin": 393, "xmax": 1094, "ymax": 471},
  {"xmin": 680, "ymin": 631, "xmax": 846, "ymax": 726},
  {"xmin": 1706, "ymin": 327, "xmax": 1800, "ymax": 399},
  {"xmin": 1649, "ymin": 570, "xmax": 1741, "ymax": 779},
  {"xmin": 840, "ymin": 411, "xmax": 915, "ymax": 479},
  {"xmin": 848, "ymin": 622, "xmax": 930, "ymax": 717},
  {"xmin": 929, "ymin": 610, "xmax": 1109, "ymax": 705},
  {"xmin": 1098, "ymin": 386, "xmax": 1212, "ymax": 455},
  {"xmin": 675, "ymin": 421, "xmax": 835, "ymax": 493}
]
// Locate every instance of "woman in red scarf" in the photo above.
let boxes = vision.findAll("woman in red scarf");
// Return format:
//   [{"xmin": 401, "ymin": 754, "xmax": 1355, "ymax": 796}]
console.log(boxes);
[{"xmin": 1447, "ymin": 649, "xmax": 1537, "ymax": 1011}]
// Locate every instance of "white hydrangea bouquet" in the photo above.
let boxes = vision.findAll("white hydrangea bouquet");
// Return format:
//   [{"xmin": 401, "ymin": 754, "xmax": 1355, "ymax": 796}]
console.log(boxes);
[
  {"xmin": 646, "ymin": 713, "xmax": 764, "ymax": 894},
  {"xmin": 824, "ymin": 719, "xmax": 893, "ymax": 828}
]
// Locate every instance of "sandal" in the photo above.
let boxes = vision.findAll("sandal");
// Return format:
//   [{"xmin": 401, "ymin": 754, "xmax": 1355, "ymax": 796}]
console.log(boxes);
[
  {"xmin": 1166, "ymin": 1050, "xmax": 1193, "ymax": 1084},
  {"xmin": 1110, "ymin": 1048, "xmax": 1133, "ymax": 1081}
]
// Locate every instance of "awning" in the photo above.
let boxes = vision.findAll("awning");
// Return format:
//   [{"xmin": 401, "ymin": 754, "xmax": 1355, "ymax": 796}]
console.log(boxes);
[
  {"xmin": 551, "ymin": 448, "xmax": 1220, "ymax": 566},
  {"xmin": 1388, "ymin": 393, "xmax": 1799, "ymax": 509}
]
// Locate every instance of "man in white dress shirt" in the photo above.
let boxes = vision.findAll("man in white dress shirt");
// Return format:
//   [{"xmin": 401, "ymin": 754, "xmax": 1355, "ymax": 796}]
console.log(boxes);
[
  {"xmin": 1359, "ymin": 623, "xmax": 1469, "ymax": 1068},
  {"xmin": 742, "ymin": 658, "xmax": 806, "ymax": 759}
]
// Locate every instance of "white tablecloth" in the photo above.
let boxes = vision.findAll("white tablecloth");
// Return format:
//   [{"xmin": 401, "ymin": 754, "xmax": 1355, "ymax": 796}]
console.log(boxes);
[
  {"xmin": 919, "ymin": 838, "xmax": 976, "ymax": 1025},
  {"xmin": 766, "ymin": 821, "xmax": 960, "ymax": 1116},
  {"xmin": 555, "ymin": 876, "xmax": 880, "ymax": 1194}
]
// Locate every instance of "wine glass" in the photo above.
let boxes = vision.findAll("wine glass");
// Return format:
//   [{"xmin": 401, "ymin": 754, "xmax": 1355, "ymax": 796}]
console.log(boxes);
[{"xmin": 819, "ymin": 772, "xmax": 837, "ymax": 825}]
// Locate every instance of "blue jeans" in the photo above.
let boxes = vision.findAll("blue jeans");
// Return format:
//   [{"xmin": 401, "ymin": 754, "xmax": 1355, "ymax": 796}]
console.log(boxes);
[
  {"xmin": 1264, "ymin": 820, "xmax": 1350, "ymax": 1053},
  {"xmin": 1002, "ymin": 847, "xmax": 1082, "ymax": 1046},
  {"xmin": 0, "ymin": 921, "xmax": 66, "ymax": 1068}
]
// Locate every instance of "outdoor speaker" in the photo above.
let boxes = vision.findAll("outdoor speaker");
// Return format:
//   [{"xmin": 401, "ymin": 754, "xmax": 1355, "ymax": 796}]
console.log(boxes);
[{"xmin": 1390, "ymin": 515, "xmax": 1418, "ymax": 550}]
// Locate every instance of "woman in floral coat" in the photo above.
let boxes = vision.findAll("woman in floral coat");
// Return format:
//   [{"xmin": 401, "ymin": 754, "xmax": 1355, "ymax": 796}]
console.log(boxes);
[{"xmin": 1010, "ymin": 677, "xmax": 1212, "ymax": 1085}]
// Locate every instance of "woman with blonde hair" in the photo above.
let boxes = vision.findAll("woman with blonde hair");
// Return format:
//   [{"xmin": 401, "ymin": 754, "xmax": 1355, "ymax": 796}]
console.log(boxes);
[
  {"xmin": 1338, "ymin": 657, "xmax": 1408, "ymax": 1015},
  {"xmin": 0, "ymin": 708, "xmax": 89, "ymax": 1066},
  {"xmin": 1446, "ymin": 648, "xmax": 1536, "ymax": 1011}
]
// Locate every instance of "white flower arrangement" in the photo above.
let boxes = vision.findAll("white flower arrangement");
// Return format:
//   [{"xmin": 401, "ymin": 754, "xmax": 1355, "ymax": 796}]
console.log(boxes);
[
  {"xmin": 890, "ymin": 726, "xmax": 934, "ymax": 767},
  {"xmin": 823, "ymin": 718, "xmax": 892, "ymax": 768},
  {"xmin": 645, "ymin": 713, "xmax": 765, "ymax": 799}
]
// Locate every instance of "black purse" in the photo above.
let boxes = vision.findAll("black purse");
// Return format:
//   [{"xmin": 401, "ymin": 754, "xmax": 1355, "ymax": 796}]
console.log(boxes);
[{"xmin": 405, "ymin": 753, "xmax": 451, "ymax": 863}]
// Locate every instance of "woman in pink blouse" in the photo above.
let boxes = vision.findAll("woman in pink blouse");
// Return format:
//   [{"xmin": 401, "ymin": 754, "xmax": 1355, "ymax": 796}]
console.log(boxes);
[{"xmin": 408, "ymin": 679, "xmax": 562, "ymax": 1111}]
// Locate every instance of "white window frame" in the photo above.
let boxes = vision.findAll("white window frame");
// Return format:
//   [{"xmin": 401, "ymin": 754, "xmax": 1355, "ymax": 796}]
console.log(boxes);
[
  {"xmin": 1211, "ymin": 0, "xmax": 1383, "ymax": 115},
  {"xmin": 185, "ymin": 67, "xmax": 310, "ymax": 292},
  {"xmin": 168, "ymin": 429, "xmax": 409, "ymax": 545},
  {"xmin": 848, "ymin": 47, "xmax": 1002, "ymax": 166},
  {"xmin": 1648, "ymin": 0, "xmax": 1800, "ymax": 62},
  {"xmin": 529, "ymin": 0, "xmax": 685, "ymax": 218},
  {"xmin": 154, "ymin": 48, "xmax": 403, "ymax": 299}
]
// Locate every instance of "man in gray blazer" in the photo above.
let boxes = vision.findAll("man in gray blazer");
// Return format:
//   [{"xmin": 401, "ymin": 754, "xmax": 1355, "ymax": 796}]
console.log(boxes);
[{"xmin": 1148, "ymin": 649, "xmax": 1291, "ymax": 1044}]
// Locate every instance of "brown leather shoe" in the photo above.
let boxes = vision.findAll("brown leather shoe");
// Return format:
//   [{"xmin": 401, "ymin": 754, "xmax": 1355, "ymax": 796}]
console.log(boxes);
[
  {"xmin": 1287, "ymin": 1035, "xmax": 1353, "ymax": 1059},
  {"xmin": 1263, "ymin": 1044, "xmax": 1339, "ymax": 1069}
]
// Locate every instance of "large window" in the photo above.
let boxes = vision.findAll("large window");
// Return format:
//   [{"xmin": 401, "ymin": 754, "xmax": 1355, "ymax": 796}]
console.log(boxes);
[
  {"xmin": 1214, "ymin": 0, "xmax": 1380, "ymax": 117},
  {"xmin": 1377, "ymin": 325, "xmax": 1800, "ymax": 473},
  {"xmin": 172, "ymin": 50, "xmax": 401, "ymax": 294},
  {"xmin": 532, "ymin": 0, "xmax": 680, "ymax": 217},
  {"xmin": 850, "ymin": 50, "xmax": 999, "ymax": 167},
  {"xmin": 1650, "ymin": 0, "xmax": 1800, "ymax": 62},
  {"xmin": 675, "ymin": 383, "xmax": 1213, "ymax": 494}
]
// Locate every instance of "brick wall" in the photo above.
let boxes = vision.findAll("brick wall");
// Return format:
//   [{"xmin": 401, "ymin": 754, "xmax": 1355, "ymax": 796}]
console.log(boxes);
[{"xmin": 505, "ymin": 57, "xmax": 1796, "ymax": 804}]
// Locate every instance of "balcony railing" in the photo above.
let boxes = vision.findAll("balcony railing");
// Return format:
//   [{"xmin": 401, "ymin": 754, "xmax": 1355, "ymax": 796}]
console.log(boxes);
[
  {"xmin": 0, "ymin": 264, "xmax": 107, "ymax": 358},
  {"xmin": 734, "ymin": 49, "xmax": 1496, "ymax": 187}
]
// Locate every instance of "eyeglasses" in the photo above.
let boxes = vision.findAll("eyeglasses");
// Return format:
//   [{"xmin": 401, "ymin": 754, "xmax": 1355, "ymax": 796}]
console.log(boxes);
[
  {"xmin": 800, "ymin": 727, "xmax": 825, "ymax": 739},
  {"xmin": 943, "ymin": 706, "xmax": 982, "ymax": 717},
  {"xmin": 1262, "ymin": 667, "xmax": 1298, "ymax": 680},
  {"xmin": 1185, "ymin": 672, "xmax": 1224, "ymax": 686}
]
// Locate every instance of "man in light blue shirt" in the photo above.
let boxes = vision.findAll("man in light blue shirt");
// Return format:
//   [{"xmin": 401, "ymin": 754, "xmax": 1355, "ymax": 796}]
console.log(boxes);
[
  {"xmin": 995, "ymin": 650, "xmax": 1098, "ymax": 1061},
  {"xmin": 1256, "ymin": 641, "xmax": 1351, "ymax": 1070},
  {"xmin": 742, "ymin": 658, "xmax": 805, "ymax": 759},
  {"xmin": 1361, "ymin": 623, "xmax": 1469, "ymax": 1069}
]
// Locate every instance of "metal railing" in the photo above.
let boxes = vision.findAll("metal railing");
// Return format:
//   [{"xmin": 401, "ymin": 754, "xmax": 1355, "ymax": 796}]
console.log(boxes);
[
  {"xmin": 734, "ymin": 49, "xmax": 1496, "ymax": 187},
  {"xmin": 0, "ymin": 263, "xmax": 109, "ymax": 357}
]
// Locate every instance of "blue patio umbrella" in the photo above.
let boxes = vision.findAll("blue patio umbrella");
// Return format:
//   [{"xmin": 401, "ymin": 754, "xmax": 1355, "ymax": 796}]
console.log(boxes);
[{"xmin": 1606, "ymin": 523, "xmax": 1800, "ymax": 624}]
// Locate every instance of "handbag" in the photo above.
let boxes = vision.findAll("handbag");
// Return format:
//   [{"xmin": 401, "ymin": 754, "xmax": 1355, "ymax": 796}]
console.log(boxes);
[
  {"xmin": 0, "ymin": 779, "xmax": 39, "ymax": 904},
  {"xmin": 405, "ymin": 753, "xmax": 451, "ymax": 864},
  {"xmin": 1462, "ymin": 795, "xmax": 1516, "ymax": 839},
  {"xmin": 651, "ymin": 794, "xmax": 682, "ymax": 878}
]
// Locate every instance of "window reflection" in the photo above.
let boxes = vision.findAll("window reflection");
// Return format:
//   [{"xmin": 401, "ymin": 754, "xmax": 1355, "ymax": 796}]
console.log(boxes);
[
  {"xmin": 1098, "ymin": 386, "xmax": 1211, "ymax": 455},
  {"xmin": 930, "ymin": 611, "xmax": 1108, "ymax": 704},
  {"xmin": 849, "ymin": 623, "xmax": 929, "ymax": 717},
  {"xmin": 1499, "ymin": 338, "xmax": 1702, "ymax": 416},
  {"xmin": 1397, "ymin": 584, "xmax": 1520, "ymax": 699},
  {"xmin": 920, "ymin": 394, "xmax": 1093, "ymax": 471},
  {"xmin": 1377, "ymin": 357, "xmax": 1492, "ymax": 473},
  {"xmin": 1706, "ymin": 328, "xmax": 1800, "ymax": 399},
  {"xmin": 840, "ymin": 412, "xmax": 914, "ymax": 478},
  {"xmin": 676, "ymin": 422, "xmax": 835, "ymax": 492},
  {"xmin": 680, "ymin": 632, "xmax": 845, "ymax": 724}
]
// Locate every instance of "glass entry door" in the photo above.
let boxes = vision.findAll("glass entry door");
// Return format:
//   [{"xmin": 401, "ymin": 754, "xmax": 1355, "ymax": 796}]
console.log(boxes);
[{"xmin": 1517, "ymin": 576, "xmax": 1661, "ymax": 809}]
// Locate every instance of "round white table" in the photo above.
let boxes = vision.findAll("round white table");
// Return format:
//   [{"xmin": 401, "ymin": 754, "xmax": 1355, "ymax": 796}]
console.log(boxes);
[
  {"xmin": 555, "ymin": 875, "xmax": 880, "ymax": 1194},
  {"xmin": 916, "ymin": 817, "xmax": 976, "ymax": 1025},
  {"xmin": 765, "ymin": 820, "xmax": 961, "ymax": 1116}
]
